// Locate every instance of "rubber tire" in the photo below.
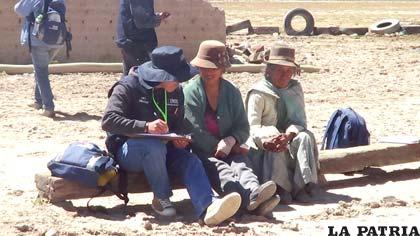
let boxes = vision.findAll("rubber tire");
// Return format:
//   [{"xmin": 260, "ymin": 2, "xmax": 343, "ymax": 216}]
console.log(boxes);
[
  {"xmin": 283, "ymin": 8, "xmax": 315, "ymax": 36},
  {"xmin": 369, "ymin": 19, "xmax": 401, "ymax": 35}
]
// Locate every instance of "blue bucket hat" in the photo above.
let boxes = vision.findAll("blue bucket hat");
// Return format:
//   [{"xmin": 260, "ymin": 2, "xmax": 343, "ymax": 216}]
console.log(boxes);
[{"xmin": 136, "ymin": 46, "xmax": 198, "ymax": 89}]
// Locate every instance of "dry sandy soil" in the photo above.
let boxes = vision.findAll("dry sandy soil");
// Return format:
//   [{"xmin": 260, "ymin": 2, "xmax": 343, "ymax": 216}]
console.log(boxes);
[{"xmin": 1, "ymin": 1, "xmax": 419, "ymax": 235}]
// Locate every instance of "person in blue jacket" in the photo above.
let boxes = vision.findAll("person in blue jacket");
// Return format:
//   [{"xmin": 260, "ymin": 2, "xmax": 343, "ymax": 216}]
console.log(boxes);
[
  {"xmin": 116, "ymin": 0, "xmax": 170, "ymax": 75},
  {"xmin": 14, "ymin": 0, "xmax": 66, "ymax": 118}
]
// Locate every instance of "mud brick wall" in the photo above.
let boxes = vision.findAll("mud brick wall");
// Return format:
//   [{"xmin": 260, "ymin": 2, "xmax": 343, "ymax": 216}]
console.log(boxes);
[{"xmin": 0, "ymin": 0, "xmax": 225, "ymax": 64}]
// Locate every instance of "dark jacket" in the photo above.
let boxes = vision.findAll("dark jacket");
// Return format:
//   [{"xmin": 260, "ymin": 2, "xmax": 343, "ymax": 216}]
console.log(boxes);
[
  {"xmin": 116, "ymin": 0, "xmax": 160, "ymax": 49},
  {"xmin": 102, "ymin": 74, "xmax": 185, "ymax": 139}
]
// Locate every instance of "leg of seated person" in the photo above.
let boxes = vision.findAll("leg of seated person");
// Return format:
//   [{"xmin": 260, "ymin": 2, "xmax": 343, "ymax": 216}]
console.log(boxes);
[
  {"xmin": 289, "ymin": 131, "xmax": 318, "ymax": 189},
  {"xmin": 117, "ymin": 138, "xmax": 172, "ymax": 201},
  {"xmin": 229, "ymin": 154, "xmax": 259, "ymax": 194},
  {"xmin": 166, "ymin": 146, "xmax": 241, "ymax": 225},
  {"xmin": 201, "ymin": 157, "xmax": 242, "ymax": 196},
  {"xmin": 166, "ymin": 146, "xmax": 213, "ymax": 217},
  {"xmin": 230, "ymin": 154, "xmax": 277, "ymax": 212},
  {"xmin": 266, "ymin": 151, "xmax": 293, "ymax": 193}
]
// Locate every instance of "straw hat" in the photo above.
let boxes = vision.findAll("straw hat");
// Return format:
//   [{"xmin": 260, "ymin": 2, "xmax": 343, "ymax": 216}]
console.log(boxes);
[
  {"xmin": 265, "ymin": 42, "xmax": 299, "ymax": 68},
  {"xmin": 190, "ymin": 40, "xmax": 231, "ymax": 69}
]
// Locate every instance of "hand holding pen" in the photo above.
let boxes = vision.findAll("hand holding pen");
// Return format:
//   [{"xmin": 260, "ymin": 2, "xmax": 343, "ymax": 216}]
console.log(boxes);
[{"xmin": 145, "ymin": 119, "xmax": 169, "ymax": 134}]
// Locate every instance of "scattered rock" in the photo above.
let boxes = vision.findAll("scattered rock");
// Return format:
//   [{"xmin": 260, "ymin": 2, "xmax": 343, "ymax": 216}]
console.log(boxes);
[
  {"xmin": 282, "ymin": 222, "xmax": 299, "ymax": 231},
  {"xmin": 369, "ymin": 202, "xmax": 381, "ymax": 209},
  {"xmin": 144, "ymin": 221, "xmax": 153, "ymax": 231},
  {"xmin": 44, "ymin": 229, "xmax": 58, "ymax": 236},
  {"xmin": 15, "ymin": 224, "xmax": 33, "ymax": 232},
  {"xmin": 11, "ymin": 190, "xmax": 24, "ymax": 196},
  {"xmin": 381, "ymin": 196, "xmax": 407, "ymax": 207},
  {"xmin": 212, "ymin": 222, "xmax": 250, "ymax": 234},
  {"xmin": 110, "ymin": 232, "xmax": 125, "ymax": 236}
]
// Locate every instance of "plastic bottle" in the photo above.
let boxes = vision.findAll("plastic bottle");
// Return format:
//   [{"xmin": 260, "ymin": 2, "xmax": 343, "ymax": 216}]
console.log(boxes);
[
  {"xmin": 32, "ymin": 14, "xmax": 44, "ymax": 36},
  {"xmin": 97, "ymin": 168, "xmax": 118, "ymax": 186}
]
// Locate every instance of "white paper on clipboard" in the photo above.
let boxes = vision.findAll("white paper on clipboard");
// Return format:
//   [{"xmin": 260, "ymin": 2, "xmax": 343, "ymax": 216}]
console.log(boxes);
[{"xmin": 130, "ymin": 133, "xmax": 192, "ymax": 141}]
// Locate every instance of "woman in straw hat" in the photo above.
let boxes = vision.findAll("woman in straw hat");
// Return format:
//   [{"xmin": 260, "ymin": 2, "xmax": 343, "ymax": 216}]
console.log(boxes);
[
  {"xmin": 245, "ymin": 42, "xmax": 320, "ymax": 203},
  {"xmin": 184, "ymin": 40, "xmax": 280, "ymax": 216}
]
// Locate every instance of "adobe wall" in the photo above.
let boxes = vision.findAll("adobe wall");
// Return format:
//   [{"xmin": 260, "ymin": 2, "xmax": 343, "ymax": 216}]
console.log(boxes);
[{"xmin": 0, "ymin": 0, "xmax": 225, "ymax": 64}]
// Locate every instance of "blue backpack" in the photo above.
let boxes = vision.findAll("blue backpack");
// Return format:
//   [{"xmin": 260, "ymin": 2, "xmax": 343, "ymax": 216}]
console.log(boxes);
[
  {"xmin": 321, "ymin": 108, "xmax": 370, "ymax": 150},
  {"xmin": 47, "ymin": 141, "xmax": 129, "ymax": 206}
]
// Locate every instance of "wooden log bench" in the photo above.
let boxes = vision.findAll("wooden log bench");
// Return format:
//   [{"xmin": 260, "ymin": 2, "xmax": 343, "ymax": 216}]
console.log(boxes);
[{"xmin": 35, "ymin": 143, "xmax": 420, "ymax": 202}]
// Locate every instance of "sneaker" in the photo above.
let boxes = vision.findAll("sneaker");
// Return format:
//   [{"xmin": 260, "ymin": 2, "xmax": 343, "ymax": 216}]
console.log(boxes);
[
  {"xmin": 255, "ymin": 195, "xmax": 280, "ymax": 216},
  {"xmin": 151, "ymin": 197, "xmax": 176, "ymax": 217},
  {"xmin": 247, "ymin": 181, "xmax": 277, "ymax": 211},
  {"xmin": 204, "ymin": 192, "xmax": 241, "ymax": 226},
  {"xmin": 40, "ymin": 109, "xmax": 55, "ymax": 118},
  {"xmin": 28, "ymin": 102, "xmax": 42, "ymax": 110}
]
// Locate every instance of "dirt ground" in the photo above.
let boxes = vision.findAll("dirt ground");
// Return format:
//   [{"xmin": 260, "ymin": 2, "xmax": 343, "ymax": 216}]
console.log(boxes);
[{"xmin": 1, "ymin": 1, "xmax": 420, "ymax": 235}]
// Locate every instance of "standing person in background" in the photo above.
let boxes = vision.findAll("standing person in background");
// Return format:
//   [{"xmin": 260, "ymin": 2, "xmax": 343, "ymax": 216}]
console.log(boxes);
[
  {"xmin": 116, "ymin": 0, "xmax": 170, "ymax": 75},
  {"xmin": 246, "ymin": 42, "xmax": 320, "ymax": 204},
  {"xmin": 14, "ymin": 0, "xmax": 66, "ymax": 118}
]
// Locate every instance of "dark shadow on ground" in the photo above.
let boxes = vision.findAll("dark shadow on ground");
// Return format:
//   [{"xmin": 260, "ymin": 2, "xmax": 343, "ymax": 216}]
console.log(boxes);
[
  {"xmin": 54, "ymin": 199, "xmax": 197, "ymax": 223},
  {"xmin": 325, "ymin": 167, "xmax": 420, "ymax": 190},
  {"xmin": 272, "ymin": 189, "xmax": 358, "ymax": 209},
  {"xmin": 53, "ymin": 111, "xmax": 102, "ymax": 121},
  {"xmin": 54, "ymin": 197, "xmax": 283, "ymax": 227}
]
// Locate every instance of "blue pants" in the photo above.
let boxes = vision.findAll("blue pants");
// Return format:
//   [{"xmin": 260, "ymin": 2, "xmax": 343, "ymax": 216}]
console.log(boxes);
[
  {"xmin": 30, "ymin": 46, "xmax": 61, "ymax": 110},
  {"xmin": 117, "ymin": 138, "xmax": 214, "ymax": 216}
]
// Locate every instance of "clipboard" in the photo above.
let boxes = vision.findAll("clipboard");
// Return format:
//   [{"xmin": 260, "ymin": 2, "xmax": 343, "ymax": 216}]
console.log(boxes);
[{"xmin": 130, "ymin": 133, "xmax": 192, "ymax": 142}]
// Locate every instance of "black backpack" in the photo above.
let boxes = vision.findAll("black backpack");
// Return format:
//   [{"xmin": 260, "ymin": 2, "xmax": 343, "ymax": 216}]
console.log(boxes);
[{"xmin": 27, "ymin": 0, "xmax": 72, "ymax": 58}]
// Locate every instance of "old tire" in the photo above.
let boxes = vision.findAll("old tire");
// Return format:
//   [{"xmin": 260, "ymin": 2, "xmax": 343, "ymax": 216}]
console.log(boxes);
[
  {"xmin": 283, "ymin": 8, "xmax": 315, "ymax": 36},
  {"xmin": 369, "ymin": 19, "xmax": 401, "ymax": 34}
]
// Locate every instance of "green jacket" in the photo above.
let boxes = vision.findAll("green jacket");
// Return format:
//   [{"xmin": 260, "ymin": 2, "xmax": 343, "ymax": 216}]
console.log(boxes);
[{"xmin": 183, "ymin": 75, "xmax": 250, "ymax": 157}]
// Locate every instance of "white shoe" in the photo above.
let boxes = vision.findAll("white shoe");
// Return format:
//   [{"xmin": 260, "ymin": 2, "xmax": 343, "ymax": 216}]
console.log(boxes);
[
  {"xmin": 204, "ymin": 192, "xmax": 241, "ymax": 226},
  {"xmin": 255, "ymin": 195, "xmax": 280, "ymax": 216}
]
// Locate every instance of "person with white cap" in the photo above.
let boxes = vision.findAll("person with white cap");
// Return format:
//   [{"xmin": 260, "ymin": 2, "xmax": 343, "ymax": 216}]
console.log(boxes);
[
  {"xmin": 246, "ymin": 42, "xmax": 320, "ymax": 203},
  {"xmin": 102, "ymin": 46, "xmax": 241, "ymax": 225}
]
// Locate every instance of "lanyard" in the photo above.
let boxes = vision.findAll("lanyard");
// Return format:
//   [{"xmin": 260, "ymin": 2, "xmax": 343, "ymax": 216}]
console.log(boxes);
[{"xmin": 152, "ymin": 89, "xmax": 168, "ymax": 123}]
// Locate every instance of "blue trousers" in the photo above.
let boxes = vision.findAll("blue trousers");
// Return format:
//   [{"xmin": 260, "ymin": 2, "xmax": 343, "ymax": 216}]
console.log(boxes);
[
  {"xmin": 117, "ymin": 138, "xmax": 214, "ymax": 216},
  {"xmin": 30, "ymin": 46, "xmax": 61, "ymax": 110}
]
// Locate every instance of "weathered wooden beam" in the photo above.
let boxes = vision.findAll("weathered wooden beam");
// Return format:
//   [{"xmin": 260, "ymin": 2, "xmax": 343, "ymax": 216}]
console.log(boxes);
[
  {"xmin": 313, "ymin": 27, "xmax": 368, "ymax": 36},
  {"xmin": 226, "ymin": 64, "xmax": 321, "ymax": 73},
  {"xmin": 35, "ymin": 172, "xmax": 183, "ymax": 203},
  {"xmin": 403, "ymin": 25, "xmax": 420, "ymax": 34},
  {"xmin": 1, "ymin": 63, "xmax": 321, "ymax": 75},
  {"xmin": 35, "ymin": 143, "xmax": 420, "ymax": 202},
  {"xmin": 319, "ymin": 143, "xmax": 420, "ymax": 174},
  {"xmin": 253, "ymin": 27, "xmax": 279, "ymax": 35},
  {"xmin": 226, "ymin": 20, "xmax": 254, "ymax": 34},
  {"xmin": 0, "ymin": 63, "xmax": 123, "ymax": 75}
]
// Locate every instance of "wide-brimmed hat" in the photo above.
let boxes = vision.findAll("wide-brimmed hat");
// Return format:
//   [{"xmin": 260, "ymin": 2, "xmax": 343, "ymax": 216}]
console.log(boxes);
[
  {"xmin": 265, "ymin": 42, "xmax": 299, "ymax": 68},
  {"xmin": 190, "ymin": 40, "xmax": 231, "ymax": 69},
  {"xmin": 137, "ymin": 46, "xmax": 198, "ymax": 89}
]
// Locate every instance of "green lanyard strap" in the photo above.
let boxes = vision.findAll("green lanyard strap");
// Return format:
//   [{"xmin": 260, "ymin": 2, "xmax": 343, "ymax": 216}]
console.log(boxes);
[{"xmin": 152, "ymin": 89, "xmax": 168, "ymax": 123}]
